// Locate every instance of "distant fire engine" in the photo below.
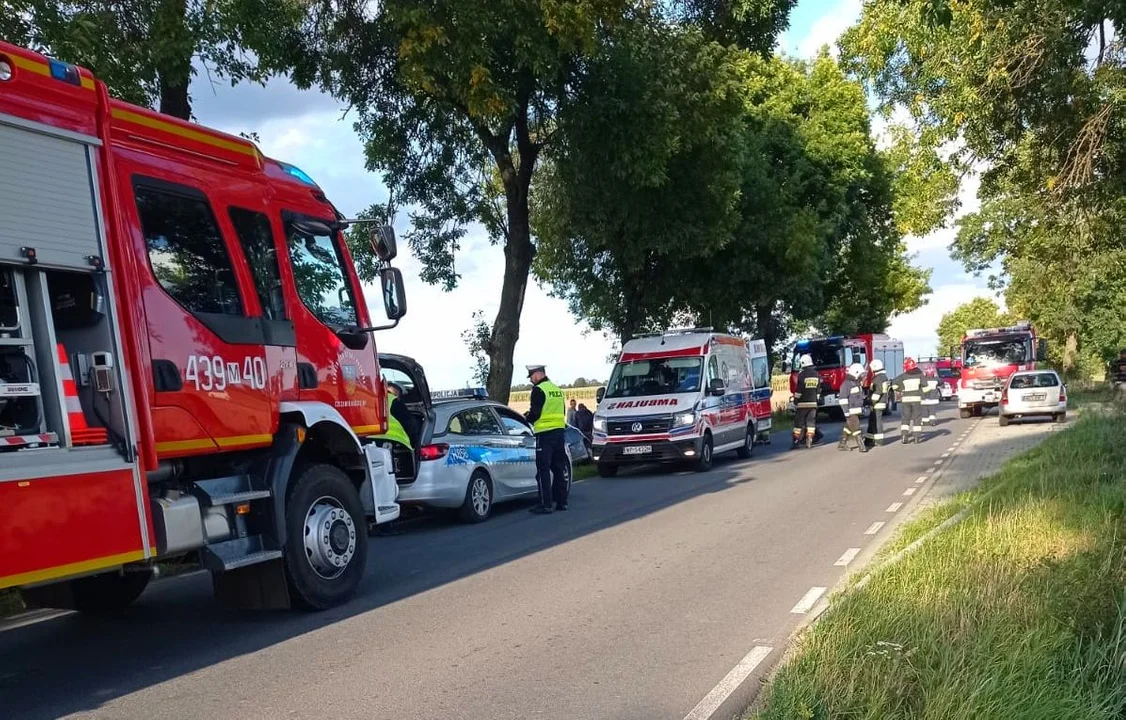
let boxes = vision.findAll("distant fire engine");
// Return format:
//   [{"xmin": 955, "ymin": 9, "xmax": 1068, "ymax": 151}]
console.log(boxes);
[{"xmin": 958, "ymin": 322, "xmax": 1046, "ymax": 417}]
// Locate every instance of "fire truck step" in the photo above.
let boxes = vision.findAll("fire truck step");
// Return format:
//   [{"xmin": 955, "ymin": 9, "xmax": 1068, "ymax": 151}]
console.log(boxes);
[
  {"xmin": 201, "ymin": 535, "xmax": 282, "ymax": 572},
  {"xmin": 191, "ymin": 475, "xmax": 271, "ymax": 508}
]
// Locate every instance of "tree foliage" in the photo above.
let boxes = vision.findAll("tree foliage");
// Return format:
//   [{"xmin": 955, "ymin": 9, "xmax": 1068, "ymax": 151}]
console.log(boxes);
[
  {"xmin": 842, "ymin": 0, "xmax": 1126, "ymax": 375},
  {"xmin": 2, "ymin": 1, "xmax": 304, "ymax": 119},
  {"xmin": 935, "ymin": 297, "xmax": 1011, "ymax": 357}
]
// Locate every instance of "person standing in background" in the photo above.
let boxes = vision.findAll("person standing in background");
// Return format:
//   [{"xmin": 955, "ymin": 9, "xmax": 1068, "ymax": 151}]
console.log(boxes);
[
  {"xmin": 922, "ymin": 366, "xmax": 940, "ymax": 426},
  {"xmin": 575, "ymin": 402, "xmax": 594, "ymax": 451},
  {"xmin": 837, "ymin": 363, "xmax": 868, "ymax": 453},
  {"xmin": 892, "ymin": 358, "xmax": 926, "ymax": 443},
  {"xmin": 524, "ymin": 365, "xmax": 570, "ymax": 514},
  {"xmin": 792, "ymin": 354, "xmax": 822, "ymax": 449},
  {"xmin": 865, "ymin": 359, "xmax": 890, "ymax": 447},
  {"xmin": 566, "ymin": 397, "xmax": 578, "ymax": 427}
]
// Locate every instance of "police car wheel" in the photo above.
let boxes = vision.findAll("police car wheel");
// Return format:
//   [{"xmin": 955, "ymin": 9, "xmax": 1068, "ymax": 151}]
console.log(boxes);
[
  {"xmin": 459, "ymin": 471, "xmax": 493, "ymax": 523},
  {"xmin": 736, "ymin": 424, "xmax": 755, "ymax": 459}
]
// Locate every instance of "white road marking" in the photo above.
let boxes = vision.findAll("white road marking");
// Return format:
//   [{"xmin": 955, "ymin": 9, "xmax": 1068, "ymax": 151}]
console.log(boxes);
[
  {"xmin": 933, "ymin": 459, "xmax": 943, "ymax": 465},
  {"xmin": 834, "ymin": 548, "xmax": 861, "ymax": 566},
  {"xmin": 790, "ymin": 587, "xmax": 828, "ymax": 614},
  {"xmin": 942, "ymin": 452, "xmax": 951, "ymax": 458},
  {"xmin": 864, "ymin": 521, "xmax": 885, "ymax": 535},
  {"xmin": 886, "ymin": 502, "xmax": 903, "ymax": 512},
  {"xmin": 683, "ymin": 645, "xmax": 774, "ymax": 720},
  {"xmin": 915, "ymin": 476, "xmax": 928, "ymax": 484},
  {"xmin": 903, "ymin": 487, "xmax": 917, "ymax": 496}
]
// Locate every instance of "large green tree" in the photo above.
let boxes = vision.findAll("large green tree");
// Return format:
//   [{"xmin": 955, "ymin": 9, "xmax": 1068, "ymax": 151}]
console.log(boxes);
[
  {"xmin": 934, "ymin": 296, "xmax": 1010, "ymax": 357},
  {"xmin": 842, "ymin": 0, "xmax": 1126, "ymax": 375},
  {"xmin": 290, "ymin": 0, "xmax": 641, "ymax": 402},
  {"xmin": 2, "ymin": 1, "xmax": 303, "ymax": 119}
]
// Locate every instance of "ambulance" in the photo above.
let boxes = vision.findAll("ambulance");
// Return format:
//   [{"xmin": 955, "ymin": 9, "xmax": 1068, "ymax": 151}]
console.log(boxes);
[{"xmin": 591, "ymin": 329, "xmax": 773, "ymax": 477}]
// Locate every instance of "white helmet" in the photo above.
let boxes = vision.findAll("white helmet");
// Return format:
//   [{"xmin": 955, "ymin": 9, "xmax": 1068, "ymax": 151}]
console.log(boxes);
[
  {"xmin": 799, "ymin": 354, "xmax": 814, "ymax": 369},
  {"xmin": 870, "ymin": 359, "xmax": 884, "ymax": 372},
  {"xmin": 849, "ymin": 363, "xmax": 865, "ymax": 379}
]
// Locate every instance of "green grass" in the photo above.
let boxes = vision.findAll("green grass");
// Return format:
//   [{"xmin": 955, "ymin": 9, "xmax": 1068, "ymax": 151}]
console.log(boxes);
[
  {"xmin": 749, "ymin": 411, "xmax": 1126, "ymax": 720},
  {"xmin": 573, "ymin": 462, "xmax": 599, "ymax": 482},
  {"xmin": 770, "ymin": 409, "xmax": 794, "ymax": 434}
]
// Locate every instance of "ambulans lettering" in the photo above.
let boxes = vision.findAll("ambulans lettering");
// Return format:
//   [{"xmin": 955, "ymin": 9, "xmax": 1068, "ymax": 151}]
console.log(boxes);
[
  {"xmin": 605, "ymin": 398, "xmax": 678, "ymax": 410},
  {"xmin": 186, "ymin": 355, "xmax": 267, "ymax": 391}
]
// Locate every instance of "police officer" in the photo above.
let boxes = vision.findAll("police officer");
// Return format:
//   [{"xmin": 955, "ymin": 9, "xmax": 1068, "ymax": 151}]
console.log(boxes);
[
  {"xmin": 891, "ymin": 357, "xmax": 926, "ymax": 443},
  {"xmin": 922, "ymin": 366, "xmax": 940, "ymax": 426},
  {"xmin": 524, "ymin": 365, "xmax": 569, "ymax": 514},
  {"xmin": 837, "ymin": 363, "xmax": 868, "ymax": 452},
  {"xmin": 371, "ymin": 380, "xmax": 415, "ymax": 476},
  {"xmin": 865, "ymin": 359, "xmax": 890, "ymax": 447},
  {"xmin": 792, "ymin": 354, "xmax": 822, "ymax": 449}
]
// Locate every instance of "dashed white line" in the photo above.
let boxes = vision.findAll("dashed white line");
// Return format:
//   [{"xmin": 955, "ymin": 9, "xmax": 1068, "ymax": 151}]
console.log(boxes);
[
  {"xmin": 903, "ymin": 487, "xmax": 917, "ymax": 496},
  {"xmin": 834, "ymin": 548, "xmax": 861, "ymax": 566},
  {"xmin": 942, "ymin": 452, "xmax": 951, "ymax": 458},
  {"xmin": 864, "ymin": 521, "xmax": 885, "ymax": 535},
  {"xmin": 933, "ymin": 459, "xmax": 943, "ymax": 465},
  {"xmin": 886, "ymin": 502, "xmax": 903, "ymax": 512},
  {"xmin": 791, "ymin": 586, "xmax": 827, "ymax": 614},
  {"xmin": 682, "ymin": 645, "xmax": 774, "ymax": 720},
  {"xmin": 915, "ymin": 476, "xmax": 928, "ymax": 484}
]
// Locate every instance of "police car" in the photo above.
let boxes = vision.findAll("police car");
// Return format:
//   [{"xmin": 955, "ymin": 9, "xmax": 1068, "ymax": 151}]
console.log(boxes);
[{"xmin": 380, "ymin": 355, "xmax": 571, "ymax": 523}]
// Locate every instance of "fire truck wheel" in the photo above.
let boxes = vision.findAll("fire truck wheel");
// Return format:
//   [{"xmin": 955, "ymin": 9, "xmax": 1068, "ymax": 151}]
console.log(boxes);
[
  {"xmin": 959, "ymin": 407, "xmax": 972, "ymax": 419},
  {"xmin": 736, "ymin": 423, "xmax": 755, "ymax": 459},
  {"xmin": 285, "ymin": 464, "xmax": 369, "ymax": 611},
  {"xmin": 70, "ymin": 570, "xmax": 152, "ymax": 613}
]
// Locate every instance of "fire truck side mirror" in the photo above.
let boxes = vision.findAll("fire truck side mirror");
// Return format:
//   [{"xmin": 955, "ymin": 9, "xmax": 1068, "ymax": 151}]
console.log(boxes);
[
  {"xmin": 370, "ymin": 224, "xmax": 398, "ymax": 262},
  {"xmin": 381, "ymin": 266, "xmax": 407, "ymax": 321},
  {"xmin": 1036, "ymin": 339, "xmax": 1048, "ymax": 362}
]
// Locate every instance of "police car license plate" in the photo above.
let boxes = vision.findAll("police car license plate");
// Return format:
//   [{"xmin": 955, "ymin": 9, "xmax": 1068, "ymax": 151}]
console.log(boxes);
[{"xmin": 623, "ymin": 445, "xmax": 652, "ymax": 455}]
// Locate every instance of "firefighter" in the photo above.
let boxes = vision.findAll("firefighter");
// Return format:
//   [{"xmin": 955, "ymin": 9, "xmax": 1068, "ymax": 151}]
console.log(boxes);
[
  {"xmin": 891, "ymin": 357, "xmax": 926, "ymax": 443},
  {"xmin": 792, "ymin": 354, "xmax": 822, "ymax": 449},
  {"xmin": 865, "ymin": 359, "xmax": 890, "ymax": 447},
  {"xmin": 837, "ymin": 363, "xmax": 868, "ymax": 452},
  {"xmin": 524, "ymin": 364, "xmax": 570, "ymax": 514},
  {"xmin": 922, "ymin": 366, "xmax": 940, "ymax": 426}
]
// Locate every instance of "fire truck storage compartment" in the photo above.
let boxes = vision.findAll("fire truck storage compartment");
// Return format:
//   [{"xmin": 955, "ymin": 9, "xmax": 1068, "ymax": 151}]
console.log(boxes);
[{"xmin": 0, "ymin": 119, "xmax": 103, "ymax": 269}]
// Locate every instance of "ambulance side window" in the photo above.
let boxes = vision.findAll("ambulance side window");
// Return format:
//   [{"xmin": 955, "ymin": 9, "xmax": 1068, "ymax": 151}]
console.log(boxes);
[
  {"xmin": 229, "ymin": 207, "xmax": 286, "ymax": 320},
  {"xmin": 707, "ymin": 356, "xmax": 720, "ymax": 384},
  {"xmin": 134, "ymin": 181, "xmax": 243, "ymax": 317}
]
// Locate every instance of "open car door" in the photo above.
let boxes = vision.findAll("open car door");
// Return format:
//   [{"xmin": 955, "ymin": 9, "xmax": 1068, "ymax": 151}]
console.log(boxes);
[{"xmin": 377, "ymin": 353, "xmax": 433, "ymax": 481}]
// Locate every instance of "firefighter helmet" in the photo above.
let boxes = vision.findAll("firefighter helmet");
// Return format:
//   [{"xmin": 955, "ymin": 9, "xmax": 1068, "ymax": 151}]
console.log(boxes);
[
  {"xmin": 799, "ymin": 354, "xmax": 814, "ymax": 369},
  {"xmin": 869, "ymin": 359, "xmax": 884, "ymax": 372},
  {"xmin": 904, "ymin": 357, "xmax": 917, "ymax": 371},
  {"xmin": 848, "ymin": 363, "xmax": 865, "ymax": 379}
]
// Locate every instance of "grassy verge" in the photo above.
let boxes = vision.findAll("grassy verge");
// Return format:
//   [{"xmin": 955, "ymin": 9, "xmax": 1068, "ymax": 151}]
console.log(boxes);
[
  {"xmin": 573, "ymin": 462, "xmax": 599, "ymax": 482},
  {"xmin": 770, "ymin": 410, "xmax": 793, "ymax": 435},
  {"xmin": 749, "ymin": 411, "xmax": 1126, "ymax": 719}
]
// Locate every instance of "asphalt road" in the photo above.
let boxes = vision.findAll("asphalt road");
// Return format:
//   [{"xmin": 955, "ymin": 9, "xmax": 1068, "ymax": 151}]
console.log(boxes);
[{"xmin": 0, "ymin": 405, "xmax": 1028, "ymax": 719}]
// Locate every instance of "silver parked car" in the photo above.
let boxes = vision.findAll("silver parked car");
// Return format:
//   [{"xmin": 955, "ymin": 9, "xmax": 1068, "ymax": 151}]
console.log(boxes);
[
  {"xmin": 379, "ymin": 355, "xmax": 572, "ymax": 523},
  {"xmin": 999, "ymin": 370, "xmax": 1067, "ymax": 426}
]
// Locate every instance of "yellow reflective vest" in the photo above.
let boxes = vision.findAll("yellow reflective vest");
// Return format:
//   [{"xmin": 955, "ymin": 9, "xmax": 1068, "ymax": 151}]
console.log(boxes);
[
  {"xmin": 533, "ymin": 380, "xmax": 566, "ymax": 433},
  {"xmin": 374, "ymin": 392, "xmax": 412, "ymax": 449}
]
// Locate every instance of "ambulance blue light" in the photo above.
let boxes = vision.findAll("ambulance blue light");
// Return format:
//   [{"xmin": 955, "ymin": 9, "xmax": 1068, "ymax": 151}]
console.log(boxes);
[{"xmin": 280, "ymin": 162, "xmax": 318, "ymax": 187}]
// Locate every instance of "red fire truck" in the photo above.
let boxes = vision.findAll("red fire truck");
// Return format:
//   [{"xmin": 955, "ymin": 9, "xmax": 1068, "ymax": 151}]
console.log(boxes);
[
  {"xmin": 0, "ymin": 41, "xmax": 408, "ymax": 612},
  {"xmin": 788, "ymin": 333, "xmax": 904, "ymax": 418},
  {"xmin": 958, "ymin": 322, "xmax": 1047, "ymax": 418}
]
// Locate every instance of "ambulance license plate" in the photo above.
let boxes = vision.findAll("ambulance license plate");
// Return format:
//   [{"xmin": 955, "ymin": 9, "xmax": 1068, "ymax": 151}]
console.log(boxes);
[{"xmin": 623, "ymin": 445, "xmax": 652, "ymax": 456}]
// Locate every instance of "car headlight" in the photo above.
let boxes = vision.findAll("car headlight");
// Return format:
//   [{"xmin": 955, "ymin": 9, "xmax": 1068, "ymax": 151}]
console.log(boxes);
[
  {"xmin": 593, "ymin": 415, "xmax": 606, "ymax": 431},
  {"xmin": 673, "ymin": 410, "xmax": 696, "ymax": 428}
]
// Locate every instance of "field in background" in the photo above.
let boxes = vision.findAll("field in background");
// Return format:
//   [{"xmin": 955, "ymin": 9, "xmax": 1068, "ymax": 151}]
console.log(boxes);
[{"xmin": 509, "ymin": 378, "xmax": 791, "ymax": 415}]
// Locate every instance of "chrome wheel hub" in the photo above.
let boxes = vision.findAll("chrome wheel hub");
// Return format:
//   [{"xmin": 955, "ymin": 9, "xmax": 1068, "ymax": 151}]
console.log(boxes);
[{"xmin": 303, "ymin": 496, "xmax": 356, "ymax": 580}]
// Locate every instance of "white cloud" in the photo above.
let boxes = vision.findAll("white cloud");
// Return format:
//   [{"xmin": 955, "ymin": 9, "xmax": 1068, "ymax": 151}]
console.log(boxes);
[
  {"xmin": 888, "ymin": 283, "xmax": 1001, "ymax": 356},
  {"xmin": 779, "ymin": 0, "xmax": 863, "ymax": 58}
]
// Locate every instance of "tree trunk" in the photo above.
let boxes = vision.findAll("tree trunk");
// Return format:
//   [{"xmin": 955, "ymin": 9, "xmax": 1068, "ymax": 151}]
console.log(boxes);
[
  {"xmin": 485, "ymin": 188, "xmax": 533, "ymax": 404},
  {"xmin": 1063, "ymin": 331, "xmax": 1079, "ymax": 376},
  {"xmin": 756, "ymin": 303, "xmax": 778, "ymax": 373},
  {"xmin": 156, "ymin": 0, "xmax": 192, "ymax": 120}
]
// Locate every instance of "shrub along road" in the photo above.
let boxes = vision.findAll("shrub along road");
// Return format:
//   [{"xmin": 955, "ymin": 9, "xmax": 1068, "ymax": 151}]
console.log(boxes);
[{"xmin": 0, "ymin": 406, "xmax": 1058, "ymax": 720}]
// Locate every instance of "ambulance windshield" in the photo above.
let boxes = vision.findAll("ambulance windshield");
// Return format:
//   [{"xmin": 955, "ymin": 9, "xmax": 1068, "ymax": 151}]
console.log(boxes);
[{"xmin": 605, "ymin": 357, "xmax": 703, "ymax": 398}]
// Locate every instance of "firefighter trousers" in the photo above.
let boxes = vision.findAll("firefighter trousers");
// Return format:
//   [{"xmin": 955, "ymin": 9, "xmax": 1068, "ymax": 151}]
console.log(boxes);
[
  {"xmin": 793, "ymin": 407, "xmax": 819, "ymax": 446},
  {"xmin": 900, "ymin": 402, "xmax": 924, "ymax": 441},
  {"xmin": 866, "ymin": 405, "xmax": 887, "ymax": 445}
]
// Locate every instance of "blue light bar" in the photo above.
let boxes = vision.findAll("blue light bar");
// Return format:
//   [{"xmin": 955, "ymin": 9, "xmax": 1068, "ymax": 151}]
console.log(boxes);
[
  {"xmin": 432, "ymin": 387, "xmax": 488, "ymax": 400},
  {"xmin": 279, "ymin": 162, "xmax": 318, "ymax": 187},
  {"xmin": 48, "ymin": 59, "xmax": 81, "ymax": 87}
]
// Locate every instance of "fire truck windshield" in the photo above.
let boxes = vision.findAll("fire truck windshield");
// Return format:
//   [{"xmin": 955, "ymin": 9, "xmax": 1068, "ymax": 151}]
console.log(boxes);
[
  {"xmin": 963, "ymin": 338, "xmax": 1030, "ymax": 367},
  {"xmin": 606, "ymin": 357, "xmax": 703, "ymax": 398},
  {"xmin": 792, "ymin": 342, "xmax": 842, "ymax": 369},
  {"xmin": 285, "ymin": 219, "xmax": 359, "ymax": 327}
]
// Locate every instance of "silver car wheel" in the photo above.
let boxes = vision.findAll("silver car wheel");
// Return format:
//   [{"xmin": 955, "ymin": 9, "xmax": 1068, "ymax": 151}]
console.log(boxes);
[
  {"xmin": 471, "ymin": 475, "xmax": 491, "ymax": 517},
  {"xmin": 303, "ymin": 496, "xmax": 357, "ymax": 580}
]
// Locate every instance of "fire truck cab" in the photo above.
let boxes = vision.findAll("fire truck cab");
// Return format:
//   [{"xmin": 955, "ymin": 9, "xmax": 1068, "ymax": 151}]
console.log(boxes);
[
  {"xmin": 958, "ymin": 322, "xmax": 1047, "ymax": 418},
  {"xmin": 788, "ymin": 333, "xmax": 903, "ymax": 418},
  {"xmin": 0, "ymin": 42, "xmax": 407, "ymax": 612}
]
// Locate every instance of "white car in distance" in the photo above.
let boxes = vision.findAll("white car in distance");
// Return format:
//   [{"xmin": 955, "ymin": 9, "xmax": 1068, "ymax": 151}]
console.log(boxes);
[{"xmin": 999, "ymin": 370, "xmax": 1067, "ymax": 426}]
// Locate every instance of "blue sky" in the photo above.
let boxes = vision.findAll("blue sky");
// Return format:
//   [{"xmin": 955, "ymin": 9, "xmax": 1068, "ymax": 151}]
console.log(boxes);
[{"xmin": 189, "ymin": 1, "xmax": 996, "ymax": 388}]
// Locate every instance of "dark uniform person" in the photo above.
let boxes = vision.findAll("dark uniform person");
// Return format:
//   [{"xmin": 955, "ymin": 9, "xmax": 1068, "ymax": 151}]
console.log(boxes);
[
  {"xmin": 922, "ymin": 366, "xmax": 940, "ymax": 426},
  {"xmin": 891, "ymin": 357, "xmax": 926, "ymax": 443},
  {"xmin": 792, "ymin": 354, "xmax": 822, "ymax": 449},
  {"xmin": 865, "ymin": 359, "xmax": 890, "ymax": 447},
  {"xmin": 837, "ymin": 363, "xmax": 868, "ymax": 452},
  {"xmin": 1111, "ymin": 349, "xmax": 1126, "ymax": 385},
  {"xmin": 524, "ymin": 365, "xmax": 569, "ymax": 514}
]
